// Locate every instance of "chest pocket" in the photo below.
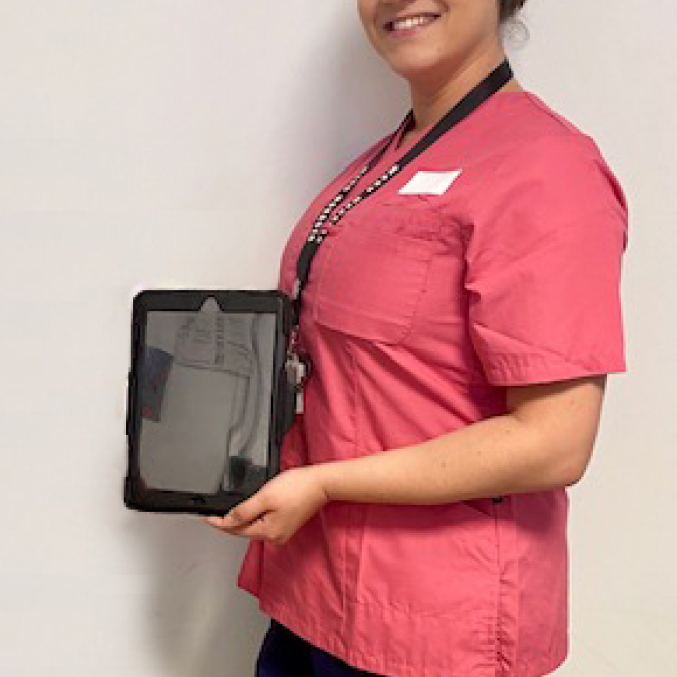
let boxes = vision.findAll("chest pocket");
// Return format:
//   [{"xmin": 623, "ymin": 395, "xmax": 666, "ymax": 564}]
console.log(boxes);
[{"xmin": 311, "ymin": 196, "xmax": 442, "ymax": 345}]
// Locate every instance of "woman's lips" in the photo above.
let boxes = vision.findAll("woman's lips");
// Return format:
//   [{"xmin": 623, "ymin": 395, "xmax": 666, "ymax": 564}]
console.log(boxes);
[{"xmin": 385, "ymin": 15, "xmax": 441, "ymax": 38}]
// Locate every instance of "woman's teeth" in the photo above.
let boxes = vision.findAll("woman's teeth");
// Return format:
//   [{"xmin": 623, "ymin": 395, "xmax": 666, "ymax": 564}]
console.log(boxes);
[{"xmin": 388, "ymin": 14, "xmax": 439, "ymax": 31}]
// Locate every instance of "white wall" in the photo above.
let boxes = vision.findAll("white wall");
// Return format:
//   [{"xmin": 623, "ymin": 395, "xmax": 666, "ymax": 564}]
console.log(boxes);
[{"xmin": 0, "ymin": 1, "xmax": 673, "ymax": 675}]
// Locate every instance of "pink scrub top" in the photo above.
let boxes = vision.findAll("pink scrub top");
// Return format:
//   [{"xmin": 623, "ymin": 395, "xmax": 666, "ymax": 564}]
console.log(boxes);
[{"xmin": 237, "ymin": 90, "xmax": 629, "ymax": 677}]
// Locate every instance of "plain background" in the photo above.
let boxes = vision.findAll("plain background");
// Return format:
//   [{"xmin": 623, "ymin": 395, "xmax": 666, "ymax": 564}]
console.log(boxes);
[{"xmin": 0, "ymin": 1, "xmax": 673, "ymax": 675}]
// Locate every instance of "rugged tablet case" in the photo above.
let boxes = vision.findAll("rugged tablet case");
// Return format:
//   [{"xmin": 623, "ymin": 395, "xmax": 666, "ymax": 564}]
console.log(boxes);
[{"xmin": 123, "ymin": 289, "xmax": 297, "ymax": 516}]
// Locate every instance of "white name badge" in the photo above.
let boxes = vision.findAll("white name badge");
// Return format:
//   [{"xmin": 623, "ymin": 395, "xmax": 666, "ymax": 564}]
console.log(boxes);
[{"xmin": 397, "ymin": 169, "xmax": 462, "ymax": 196}]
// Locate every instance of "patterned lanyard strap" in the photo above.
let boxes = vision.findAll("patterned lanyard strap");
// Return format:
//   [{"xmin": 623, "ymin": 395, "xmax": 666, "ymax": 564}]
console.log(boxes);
[{"xmin": 286, "ymin": 59, "xmax": 514, "ymax": 390}]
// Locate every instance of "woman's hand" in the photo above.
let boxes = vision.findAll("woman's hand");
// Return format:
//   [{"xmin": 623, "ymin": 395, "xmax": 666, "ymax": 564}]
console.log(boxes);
[{"xmin": 201, "ymin": 465, "xmax": 329, "ymax": 544}]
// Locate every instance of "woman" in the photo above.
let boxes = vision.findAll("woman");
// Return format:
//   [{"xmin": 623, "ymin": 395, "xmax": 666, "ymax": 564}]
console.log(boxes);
[{"xmin": 204, "ymin": 1, "xmax": 629, "ymax": 676}]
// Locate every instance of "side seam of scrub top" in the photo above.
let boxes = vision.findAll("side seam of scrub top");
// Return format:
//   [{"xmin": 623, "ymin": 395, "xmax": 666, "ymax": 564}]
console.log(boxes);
[{"xmin": 236, "ymin": 90, "xmax": 629, "ymax": 677}]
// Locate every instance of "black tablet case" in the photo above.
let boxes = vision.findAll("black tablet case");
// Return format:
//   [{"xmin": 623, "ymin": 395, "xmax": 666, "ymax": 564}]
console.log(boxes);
[{"xmin": 124, "ymin": 290, "xmax": 297, "ymax": 516}]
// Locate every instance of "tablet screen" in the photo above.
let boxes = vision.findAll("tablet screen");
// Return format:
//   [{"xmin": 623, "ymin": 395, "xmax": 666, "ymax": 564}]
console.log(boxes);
[{"xmin": 136, "ymin": 307, "xmax": 277, "ymax": 494}]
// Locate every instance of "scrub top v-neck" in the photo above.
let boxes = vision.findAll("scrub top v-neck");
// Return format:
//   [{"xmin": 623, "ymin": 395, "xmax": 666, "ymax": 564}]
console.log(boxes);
[{"xmin": 236, "ymin": 89, "xmax": 629, "ymax": 677}]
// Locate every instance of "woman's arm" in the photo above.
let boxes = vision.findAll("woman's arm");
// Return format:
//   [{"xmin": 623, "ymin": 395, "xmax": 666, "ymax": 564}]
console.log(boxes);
[{"xmin": 318, "ymin": 375, "xmax": 607, "ymax": 505}]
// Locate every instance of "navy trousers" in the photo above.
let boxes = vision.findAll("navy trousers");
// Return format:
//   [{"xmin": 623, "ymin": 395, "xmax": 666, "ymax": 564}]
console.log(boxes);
[{"xmin": 255, "ymin": 618, "xmax": 387, "ymax": 677}]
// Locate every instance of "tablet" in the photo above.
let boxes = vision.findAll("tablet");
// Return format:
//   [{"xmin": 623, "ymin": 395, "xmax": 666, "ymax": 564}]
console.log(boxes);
[{"xmin": 123, "ymin": 289, "xmax": 297, "ymax": 516}]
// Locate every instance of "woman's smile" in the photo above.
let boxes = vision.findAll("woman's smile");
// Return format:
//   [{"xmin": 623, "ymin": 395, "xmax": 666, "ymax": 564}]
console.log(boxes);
[{"xmin": 384, "ymin": 13, "xmax": 442, "ymax": 39}]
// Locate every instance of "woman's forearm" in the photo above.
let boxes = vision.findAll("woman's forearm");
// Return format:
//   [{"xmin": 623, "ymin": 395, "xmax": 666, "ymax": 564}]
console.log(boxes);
[{"xmin": 316, "ymin": 413, "xmax": 577, "ymax": 505}]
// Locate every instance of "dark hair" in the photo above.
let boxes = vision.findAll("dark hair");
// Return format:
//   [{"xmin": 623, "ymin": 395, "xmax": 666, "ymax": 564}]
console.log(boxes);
[{"xmin": 498, "ymin": 0, "xmax": 527, "ymax": 24}]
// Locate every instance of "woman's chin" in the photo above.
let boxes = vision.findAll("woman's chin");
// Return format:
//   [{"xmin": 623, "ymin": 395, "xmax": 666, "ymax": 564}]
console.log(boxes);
[{"xmin": 387, "ymin": 60, "xmax": 443, "ymax": 85}]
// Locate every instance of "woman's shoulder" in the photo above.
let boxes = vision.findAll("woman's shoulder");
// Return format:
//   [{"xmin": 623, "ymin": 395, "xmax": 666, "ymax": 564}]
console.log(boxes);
[
  {"xmin": 464, "ymin": 90, "xmax": 606, "ymax": 165},
  {"xmin": 461, "ymin": 91, "xmax": 624, "ymax": 202},
  {"xmin": 515, "ymin": 91, "xmax": 589, "ymax": 137}
]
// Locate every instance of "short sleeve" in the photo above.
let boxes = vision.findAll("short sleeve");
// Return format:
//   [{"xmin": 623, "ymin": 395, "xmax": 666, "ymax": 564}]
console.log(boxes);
[{"xmin": 463, "ymin": 134, "xmax": 629, "ymax": 386}]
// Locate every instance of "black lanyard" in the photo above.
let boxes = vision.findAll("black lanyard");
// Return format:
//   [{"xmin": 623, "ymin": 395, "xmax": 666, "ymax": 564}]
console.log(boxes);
[
  {"xmin": 290, "ymin": 59, "xmax": 513, "ymax": 334},
  {"xmin": 285, "ymin": 59, "xmax": 514, "ymax": 394}
]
